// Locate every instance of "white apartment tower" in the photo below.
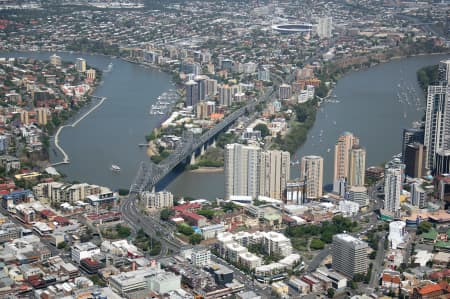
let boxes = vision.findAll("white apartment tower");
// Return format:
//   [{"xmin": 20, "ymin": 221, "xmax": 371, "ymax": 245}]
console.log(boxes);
[
  {"xmin": 424, "ymin": 59, "xmax": 450, "ymax": 170},
  {"xmin": 317, "ymin": 17, "xmax": 333, "ymax": 39},
  {"xmin": 383, "ymin": 165, "xmax": 402, "ymax": 218},
  {"xmin": 259, "ymin": 150, "xmax": 290, "ymax": 200},
  {"xmin": 333, "ymin": 132, "xmax": 359, "ymax": 193},
  {"xmin": 332, "ymin": 234, "xmax": 368, "ymax": 278},
  {"xmin": 411, "ymin": 182, "xmax": 427, "ymax": 209},
  {"xmin": 206, "ymin": 78, "xmax": 218, "ymax": 97},
  {"xmin": 301, "ymin": 155, "xmax": 323, "ymax": 200},
  {"xmin": 219, "ymin": 84, "xmax": 233, "ymax": 106},
  {"xmin": 75, "ymin": 58, "xmax": 86, "ymax": 72},
  {"xmin": 348, "ymin": 145, "xmax": 366, "ymax": 187},
  {"xmin": 225, "ymin": 144, "xmax": 260, "ymax": 199}
]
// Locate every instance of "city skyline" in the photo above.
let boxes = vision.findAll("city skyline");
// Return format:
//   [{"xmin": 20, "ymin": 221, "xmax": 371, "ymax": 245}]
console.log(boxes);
[{"xmin": 0, "ymin": 1, "xmax": 448, "ymax": 298}]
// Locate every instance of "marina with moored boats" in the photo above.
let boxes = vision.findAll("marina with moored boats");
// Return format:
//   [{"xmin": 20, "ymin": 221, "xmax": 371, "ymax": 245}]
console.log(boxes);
[{"xmin": 149, "ymin": 90, "xmax": 178, "ymax": 116}]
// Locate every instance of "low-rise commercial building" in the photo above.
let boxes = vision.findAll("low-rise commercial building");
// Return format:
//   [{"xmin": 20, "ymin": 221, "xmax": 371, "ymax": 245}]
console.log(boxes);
[
  {"xmin": 191, "ymin": 248, "xmax": 211, "ymax": 267},
  {"xmin": 71, "ymin": 242, "xmax": 101, "ymax": 264},
  {"xmin": 109, "ymin": 267, "xmax": 181, "ymax": 297},
  {"xmin": 201, "ymin": 223, "xmax": 226, "ymax": 240}
]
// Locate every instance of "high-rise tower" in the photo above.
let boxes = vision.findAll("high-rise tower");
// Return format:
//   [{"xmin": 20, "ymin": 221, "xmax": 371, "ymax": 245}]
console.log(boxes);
[
  {"xmin": 333, "ymin": 132, "xmax": 359, "ymax": 192},
  {"xmin": 424, "ymin": 60, "xmax": 450, "ymax": 170},
  {"xmin": 301, "ymin": 155, "xmax": 323, "ymax": 200},
  {"xmin": 348, "ymin": 145, "xmax": 366, "ymax": 187}
]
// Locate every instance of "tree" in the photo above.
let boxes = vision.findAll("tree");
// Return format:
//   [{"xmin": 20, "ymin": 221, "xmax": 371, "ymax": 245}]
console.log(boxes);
[
  {"xmin": 327, "ymin": 288, "xmax": 335, "ymax": 298},
  {"xmin": 417, "ymin": 221, "xmax": 432, "ymax": 234},
  {"xmin": 89, "ymin": 274, "xmax": 106, "ymax": 287},
  {"xmin": 177, "ymin": 224, "xmax": 194, "ymax": 236},
  {"xmin": 222, "ymin": 202, "xmax": 237, "ymax": 212},
  {"xmin": 57, "ymin": 241, "xmax": 67, "ymax": 249},
  {"xmin": 137, "ymin": 228, "xmax": 146, "ymax": 238},
  {"xmin": 353, "ymin": 273, "xmax": 366, "ymax": 282},
  {"xmin": 310, "ymin": 238, "xmax": 325, "ymax": 250},
  {"xmin": 216, "ymin": 133, "xmax": 236, "ymax": 149},
  {"xmin": 116, "ymin": 224, "xmax": 131, "ymax": 238},
  {"xmin": 189, "ymin": 233, "xmax": 202, "ymax": 245},
  {"xmin": 197, "ymin": 209, "xmax": 215, "ymax": 220},
  {"xmin": 315, "ymin": 82, "xmax": 329, "ymax": 98},
  {"xmin": 348, "ymin": 280, "xmax": 357, "ymax": 289},
  {"xmin": 145, "ymin": 132, "xmax": 156, "ymax": 142},
  {"xmin": 320, "ymin": 230, "xmax": 333, "ymax": 243},
  {"xmin": 254, "ymin": 123, "xmax": 270, "ymax": 138},
  {"xmin": 160, "ymin": 208, "xmax": 175, "ymax": 221}
]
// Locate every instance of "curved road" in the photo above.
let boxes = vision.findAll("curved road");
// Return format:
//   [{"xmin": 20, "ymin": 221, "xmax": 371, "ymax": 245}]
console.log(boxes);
[
  {"xmin": 120, "ymin": 87, "xmax": 276, "ymax": 257},
  {"xmin": 120, "ymin": 194, "xmax": 183, "ymax": 258}
]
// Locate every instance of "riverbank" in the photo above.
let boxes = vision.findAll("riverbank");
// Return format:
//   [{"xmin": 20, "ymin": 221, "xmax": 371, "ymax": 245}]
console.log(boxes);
[
  {"xmin": 269, "ymin": 49, "xmax": 448, "ymax": 156},
  {"xmin": 189, "ymin": 167, "xmax": 224, "ymax": 173},
  {"xmin": 116, "ymin": 46, "xmax": 449, "ymax": 165},
  {"xmin": 327, "ymin": 50, "xmax": 450, "ymax": 83}
]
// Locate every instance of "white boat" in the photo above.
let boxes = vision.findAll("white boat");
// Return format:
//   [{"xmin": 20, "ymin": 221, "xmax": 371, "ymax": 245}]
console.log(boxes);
[
  {"xmin": 111, "ymin": 164, "xmax": 121, "ymax": 172},
  {"xmin": 104, "ymin": 63, "xmax": 113, "ymax": 73}
]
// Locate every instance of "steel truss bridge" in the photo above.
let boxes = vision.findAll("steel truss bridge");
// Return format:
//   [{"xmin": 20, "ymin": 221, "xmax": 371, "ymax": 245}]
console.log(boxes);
[{"xmin": 129, "ymin": 102, "xmax": 256, "ymax": 194}]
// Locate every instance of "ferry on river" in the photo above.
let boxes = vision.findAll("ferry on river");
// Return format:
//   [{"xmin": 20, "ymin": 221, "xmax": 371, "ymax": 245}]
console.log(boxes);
[{"xmin": 111, "ymin": 164, "xmax": 121, "ymax": 172}]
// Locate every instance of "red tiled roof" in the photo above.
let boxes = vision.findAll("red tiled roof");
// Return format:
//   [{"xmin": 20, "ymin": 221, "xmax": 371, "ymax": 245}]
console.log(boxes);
[
  {"xmin": 418, "ymin": 284, "xmax": 442, "ymax": 295},
  {"xmin": 40, "ymin": 209, "xmax": 56, "ymax": 217},
  {"xmin": 181, "ymin": 211, "xmax": 206, "ymax": 222},
  {"xmin": 173, "ymin": 202, "xmax": 201, "ymax": 212},
  {"xmin": 81, "ymin": 258, "xmax": 99, "ymax": 266},
  {"xmin": 382, "ymin": 273, "xmax": 401, "ymax": 284},
  {"xmin": 54, "ymin": 216, "xmax": 70, "ymax": 224}
]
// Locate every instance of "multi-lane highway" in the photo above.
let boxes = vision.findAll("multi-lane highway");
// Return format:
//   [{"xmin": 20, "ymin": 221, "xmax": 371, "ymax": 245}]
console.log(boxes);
[
  {"xmin": 369, "ymin": 232, "xmax": 387, "ymax": 289},
  {"xmin": 119, "ymin": 194, "xmax": 183, "ymax": 258},
  {"xmin": 121, "ymin": 87, "xmax": 276, "ymax": 257}
]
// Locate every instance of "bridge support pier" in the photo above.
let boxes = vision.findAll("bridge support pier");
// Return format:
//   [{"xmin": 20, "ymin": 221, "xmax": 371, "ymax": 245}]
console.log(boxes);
[
  {"xmin": 211, "ymin": 139, "xmax": 216, "ymax": 148},
  {"xmin": 190, "ymin": 152, "xmax": 196, "ymax": 165},
  {"xmin": 200, "ymin": 144, "xmax": 206, "ymax": 156}
]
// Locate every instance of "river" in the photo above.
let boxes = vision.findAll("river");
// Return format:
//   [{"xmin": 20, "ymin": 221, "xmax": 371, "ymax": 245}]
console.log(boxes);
[
  {"xmin": 1, "ymin": 51, "xmax": 173, "ymax": 189},
  {"xmin": 169, "ymin": 54, "xmax": 449, "ymax": 198},
  {"xmin": 1, "ymin": 51, "xmax": 448, "ymax": 198}
]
